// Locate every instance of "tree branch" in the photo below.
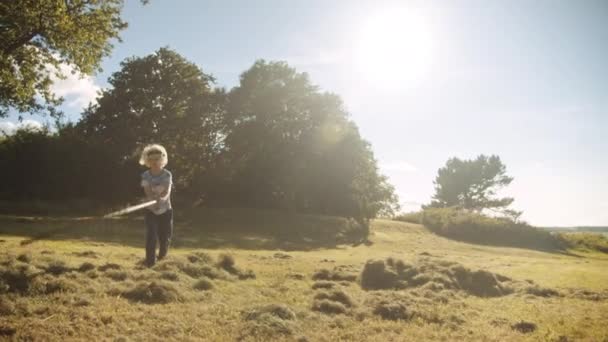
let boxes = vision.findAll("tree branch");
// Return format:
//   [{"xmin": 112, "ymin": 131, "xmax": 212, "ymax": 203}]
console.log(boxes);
[{"xmin": 1, "ymin": 31, "xmax": 37, "ymax": 55}]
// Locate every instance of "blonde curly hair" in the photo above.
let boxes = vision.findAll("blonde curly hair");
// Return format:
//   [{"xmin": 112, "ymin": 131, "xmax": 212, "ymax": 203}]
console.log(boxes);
[{"xmin": 139, "ymin": 144, "xmax": 168, "ymax": 167}]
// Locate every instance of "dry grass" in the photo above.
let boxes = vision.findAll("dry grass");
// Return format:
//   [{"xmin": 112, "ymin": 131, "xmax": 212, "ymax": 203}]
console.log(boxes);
[{"xmin": 0, "ymin": 216, "xmax": 607, "ymax": 341}]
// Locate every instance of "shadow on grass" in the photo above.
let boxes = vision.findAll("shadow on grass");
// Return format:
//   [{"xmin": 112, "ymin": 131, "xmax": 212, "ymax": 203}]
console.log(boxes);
[
  {"xmin": 413, "ymin": 224, "xmax": 582, "ymax": 257},
  {"xmin": 0, "ymin": 211, "xmax": 364, "ymax": 251},
  {"xmin": 427, "ymin": 231, "xmax": 584, "ymax": 258}
]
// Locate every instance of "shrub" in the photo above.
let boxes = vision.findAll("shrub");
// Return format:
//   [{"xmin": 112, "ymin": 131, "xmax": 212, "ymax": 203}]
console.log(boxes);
[
  {"xmin": 558, "ymin": 232, "xmax": 608, "ymax": 253},
  {"xmin": 421, "ymin": 207, "xmax": 564, "ymax": 250}
]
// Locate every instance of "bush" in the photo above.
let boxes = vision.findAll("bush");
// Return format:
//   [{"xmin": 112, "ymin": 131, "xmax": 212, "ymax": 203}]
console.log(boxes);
[
  {"xmin": 558, "ymin": 233, "xmax": 608, "ymax": 253},
  {"xmin": 421, "ymin": 207, "xmax": 564, "ymax": 250}
]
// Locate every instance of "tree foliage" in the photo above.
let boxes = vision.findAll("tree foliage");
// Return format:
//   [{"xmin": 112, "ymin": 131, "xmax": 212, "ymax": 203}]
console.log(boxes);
[
  {"xmin": 217, "ymin": 60, "xmax": 399, "ymax": 221},
  {"xmin": 0, "ymin": 126, "xmax": 136, "ymax": 203},
  {"xmin": 76, "ymin": 47, "xmax": 224, "ymax": 193},
  {"xmin": 1, "ymin": 49, "xmax": 399, "ymax": 228},
  {"xmin": 0, "ymin": 0, "xmax": 146, "ymax": 118},
  {"xmin": 426, "ymin": 155, "xmax": 520, "ymax": 218}
]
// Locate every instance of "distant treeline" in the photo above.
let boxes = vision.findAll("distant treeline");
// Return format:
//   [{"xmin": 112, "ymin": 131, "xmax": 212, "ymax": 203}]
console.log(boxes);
[{"xmin": 540, "ymin": 227, "xmax": 608, "ymax": 233}]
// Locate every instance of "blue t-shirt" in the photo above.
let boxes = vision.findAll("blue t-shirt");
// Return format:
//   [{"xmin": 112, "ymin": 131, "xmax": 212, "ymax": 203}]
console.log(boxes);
[{"xmin": 141, "ymin": 169, "xmax": 172, "ymax": 215}]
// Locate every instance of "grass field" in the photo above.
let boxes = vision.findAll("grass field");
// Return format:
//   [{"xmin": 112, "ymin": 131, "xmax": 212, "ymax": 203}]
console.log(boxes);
[{"xmin": 1, "ymin": 213, "xmax": 607, "ymax": 341}]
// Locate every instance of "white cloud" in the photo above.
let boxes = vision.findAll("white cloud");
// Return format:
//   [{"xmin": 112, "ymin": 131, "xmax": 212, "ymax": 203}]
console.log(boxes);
[
  {"xmin": 48, "ymin": 62, "xmax": 101, "ymax": 109},
  {"xmin": 380, "ymin": 161, "xmax": 418, "ymax": 172},
  {"xmin": 0, "ymin": 119, "xmax": 44, "ymax": 135}
]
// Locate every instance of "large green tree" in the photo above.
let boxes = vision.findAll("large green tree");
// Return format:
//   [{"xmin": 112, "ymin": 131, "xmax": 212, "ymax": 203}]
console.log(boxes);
[
  {"xmin": 426, "ymin": 154, "xmax": 520, "ymax": 218},
  {"xmin": 77, "ymin": 48, "xmax": 224, "ymax": 193},
  {"xmin": 0, "ymin": 0, "xmax": 146, "ymax": 118},
  {"xmin": 220, "ymin": 60, "xmax": 399, "ymax": 221}
]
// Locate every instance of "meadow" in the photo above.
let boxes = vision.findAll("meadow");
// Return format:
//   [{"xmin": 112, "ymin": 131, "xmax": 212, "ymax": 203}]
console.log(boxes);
[{"xmin": 1, "ymin": 211, "xmax": 607, "ymax": 341}]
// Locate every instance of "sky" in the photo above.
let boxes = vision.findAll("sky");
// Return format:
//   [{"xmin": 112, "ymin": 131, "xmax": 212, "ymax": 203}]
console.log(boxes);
[{"xmin": 2, "ymin": 0, "xmax": 607, "ymax": 226}]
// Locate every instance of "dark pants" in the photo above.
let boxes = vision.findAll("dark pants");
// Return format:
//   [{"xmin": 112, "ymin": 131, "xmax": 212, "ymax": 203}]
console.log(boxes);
[{"xmin": 144, "ymin": 209, "xmax": 173, "ymax": 266}]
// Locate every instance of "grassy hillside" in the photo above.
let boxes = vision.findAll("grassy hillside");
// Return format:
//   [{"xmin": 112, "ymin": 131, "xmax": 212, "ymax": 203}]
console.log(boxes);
[{"xmin": 0, "ymin": 213, "xmax": 607, "ymax": 341}]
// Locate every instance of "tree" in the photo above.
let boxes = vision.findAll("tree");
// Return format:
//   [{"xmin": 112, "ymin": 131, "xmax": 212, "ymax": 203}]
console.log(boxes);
[
  {"xmin": 219, "ymin": 60, "xmax": 399, "ymax": 222},
  {"xmin": 76, "ymin": 47, "xmax": 224, "ymax": 195},
  {"xmin": 426, "ymin": 154, "xmax": 520, "ymax": 218},
  {"xmin": 0, "ymin": 125, "xmax": 131, "ymax": 204},
  {"xmin": 0, "ymin": 0, "xmax": 147, "ymax": 118}
]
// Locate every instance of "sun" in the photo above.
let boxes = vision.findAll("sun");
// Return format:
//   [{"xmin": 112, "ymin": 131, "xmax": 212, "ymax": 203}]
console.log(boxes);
[{"xmin": 354, "ymin": 9, "xmax": 433, "ymax": 89}]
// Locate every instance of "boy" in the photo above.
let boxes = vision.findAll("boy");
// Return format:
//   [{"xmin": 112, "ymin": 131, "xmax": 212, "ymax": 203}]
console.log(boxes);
[{"xmin": 139, "ymin": 144, "xmax": 173, "ymax": 267}]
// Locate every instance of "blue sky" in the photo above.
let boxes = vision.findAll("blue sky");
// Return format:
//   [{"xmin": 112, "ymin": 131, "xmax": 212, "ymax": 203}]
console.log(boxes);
[{"xmin": 2, "ymin": 0, "xmax": 607, "ymax": 226}]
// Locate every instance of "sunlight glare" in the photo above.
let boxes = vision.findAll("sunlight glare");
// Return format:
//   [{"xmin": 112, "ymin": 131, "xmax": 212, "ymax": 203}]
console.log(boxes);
[{"xmin": 354, "ymin": 9, "xmax": 433, "ymax": 89}]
